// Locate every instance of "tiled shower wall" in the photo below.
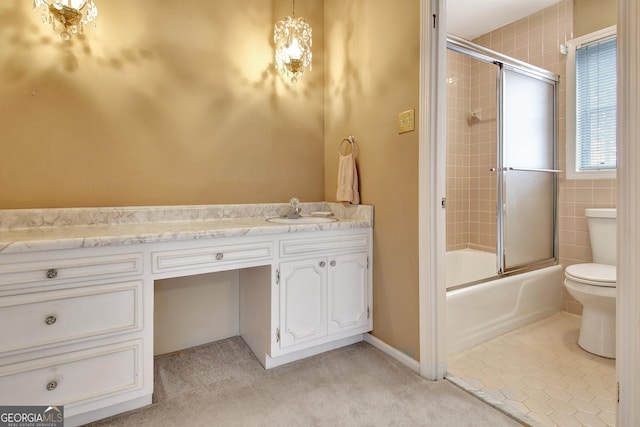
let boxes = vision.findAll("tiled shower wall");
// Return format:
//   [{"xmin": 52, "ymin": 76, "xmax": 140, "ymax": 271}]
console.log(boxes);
[
  {"xmin": 446, "ymin": 0, "xmax": 617, "ymax": 314},
  {"xmin": 445, "ymin": 54, "xmax": 498, "ymax": 253},
  {"xmin": 446, "ymin": 52, "xmax": 471, "ymax": 251},
  {"xmin": 467, "ymin": 61, "xmax": 498, "ymax": 253}
]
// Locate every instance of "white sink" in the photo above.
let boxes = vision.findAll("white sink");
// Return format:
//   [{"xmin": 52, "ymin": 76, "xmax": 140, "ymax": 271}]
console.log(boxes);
[{"xmin": 266, "ymin": 216, "xmax": 338, "ymax": 224}]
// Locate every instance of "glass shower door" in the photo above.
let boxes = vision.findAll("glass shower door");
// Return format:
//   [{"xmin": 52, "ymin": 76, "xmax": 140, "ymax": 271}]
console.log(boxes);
[{"xmin": 498, "ymin": 66, "xmax": 558, "ymax": 274}]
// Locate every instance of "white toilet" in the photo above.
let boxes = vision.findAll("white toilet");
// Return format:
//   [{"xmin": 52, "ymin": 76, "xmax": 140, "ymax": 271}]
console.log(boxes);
[{"xmin": 564, "ymin": 208, "xmax": 616, "ymax": 359}]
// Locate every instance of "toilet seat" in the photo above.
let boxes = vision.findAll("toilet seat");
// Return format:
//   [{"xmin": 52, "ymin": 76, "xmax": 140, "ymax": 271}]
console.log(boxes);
[{"xmin": 565, "ymin": 263, "xmax": 616, "ymax": 287}]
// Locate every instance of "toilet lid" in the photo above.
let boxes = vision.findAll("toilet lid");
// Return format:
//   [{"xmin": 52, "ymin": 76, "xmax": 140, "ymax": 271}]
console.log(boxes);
[{"xmin": 565, "ymin": 263, "xmax": 616, "ymax": 287}]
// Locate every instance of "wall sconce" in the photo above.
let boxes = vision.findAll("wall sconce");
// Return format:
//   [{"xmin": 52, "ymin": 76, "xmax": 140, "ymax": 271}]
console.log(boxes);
[
  {"xmin": 274, "ymin": 0, "xmax": 312, "ymax": 83},
  {"xmin": 33, "ymin": 0, "xmax": 98, "ymax": 40}
]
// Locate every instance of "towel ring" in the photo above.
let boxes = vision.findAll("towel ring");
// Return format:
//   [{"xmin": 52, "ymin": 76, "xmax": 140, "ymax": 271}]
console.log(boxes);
[{"xmin": 338, "ymin": 136, "xmax": 357, "ymax": 156}]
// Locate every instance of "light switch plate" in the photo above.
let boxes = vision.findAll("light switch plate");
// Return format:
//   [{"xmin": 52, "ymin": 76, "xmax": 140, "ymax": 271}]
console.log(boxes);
[{"xmin": 398, "ymin": 109, "xmax": 415, "ymax": 134}]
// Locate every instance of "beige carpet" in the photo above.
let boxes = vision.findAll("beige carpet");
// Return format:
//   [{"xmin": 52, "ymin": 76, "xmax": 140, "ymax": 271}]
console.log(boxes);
[{"xmin": 87, "ymin": 337, "xmax": 522, "ymax": 426}]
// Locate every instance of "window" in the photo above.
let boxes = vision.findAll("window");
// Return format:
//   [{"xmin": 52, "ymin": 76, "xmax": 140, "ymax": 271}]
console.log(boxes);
[{"xmin": 566, "ymin": 26, "xmax": 617, "ymax": 179}]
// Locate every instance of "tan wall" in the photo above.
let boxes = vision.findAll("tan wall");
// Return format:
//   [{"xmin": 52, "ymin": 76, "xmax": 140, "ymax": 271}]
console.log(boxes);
[
  {"xmin": 0, "ymin": 0, "xmax": 325, "ymax": 209},
  {"xmin": 575, "ymin": 0, "xmax": 617, "ymax": 37},
  {"xmin": 324, "ymin": 0, "xmax": 421, "ymax": 359}
]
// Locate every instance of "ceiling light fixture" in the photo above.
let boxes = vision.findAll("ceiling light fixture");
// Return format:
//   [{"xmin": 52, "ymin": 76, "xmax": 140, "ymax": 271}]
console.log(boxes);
[
  {"xmin": 274, "ymin": 0, "xmax": 312, "ymax": 83},
  {"xmin": 33, "ymin": 0, "xmax": 99, "ymax": 41}
]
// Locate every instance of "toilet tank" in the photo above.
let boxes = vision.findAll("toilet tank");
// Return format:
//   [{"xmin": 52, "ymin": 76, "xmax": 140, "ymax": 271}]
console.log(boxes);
[{"xmin": 585, "ymin": 208, "xmax": 617, "ymax": 265}]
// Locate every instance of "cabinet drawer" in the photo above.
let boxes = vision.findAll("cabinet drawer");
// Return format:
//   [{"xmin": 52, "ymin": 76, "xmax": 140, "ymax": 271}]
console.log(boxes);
[
  {"xmin": 152, "ymin": 241, "xmax": 273, "ymax": 274},
  {"xmin": 0, "ymin": 251, "xmax": 143, "ymax": 290},
  {"xmin": 0, "ymin": 340, "xmax": 142, "ymax": 406},
  {"xmin": 280, "ymin": 234, "xmax": 369, "ymax": 257},
  {"xmin": 0, "ymin": 281, "xmax": 142, "ymax": 354}
]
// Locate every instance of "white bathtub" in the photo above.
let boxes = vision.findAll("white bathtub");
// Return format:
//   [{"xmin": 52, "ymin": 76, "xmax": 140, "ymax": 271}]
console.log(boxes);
[
  {"xmin": 446, "ymin": 249, "xmax": 563, "ymax": 356},
  {"xmin": 446, "ymin": 249, "xmax": 497, "ymax": 289}
]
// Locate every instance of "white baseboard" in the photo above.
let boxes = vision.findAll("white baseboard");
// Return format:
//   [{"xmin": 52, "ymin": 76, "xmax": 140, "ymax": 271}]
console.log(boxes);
[
  {"xmin": 363, "ymin": 333, "xmax": 420, "ymax": 374},
  {"xmin": 264, "ymin": 335, "xmax": 364, "ymax": 369},
  {"xmin": 65, "ymin": 395, "xmax": 152, "ymax": 427}
]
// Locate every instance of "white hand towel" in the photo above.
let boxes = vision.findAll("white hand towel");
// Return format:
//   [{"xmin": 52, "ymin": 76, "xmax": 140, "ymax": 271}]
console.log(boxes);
[{"xmin": 336, "ymin": 153, "xmax": 360, "ymax": 204}]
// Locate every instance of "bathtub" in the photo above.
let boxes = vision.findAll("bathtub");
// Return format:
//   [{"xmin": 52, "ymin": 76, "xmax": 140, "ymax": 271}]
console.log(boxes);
[{"xmin": 446, "ymin": 249, "xmax": 563, "ymax": 356}]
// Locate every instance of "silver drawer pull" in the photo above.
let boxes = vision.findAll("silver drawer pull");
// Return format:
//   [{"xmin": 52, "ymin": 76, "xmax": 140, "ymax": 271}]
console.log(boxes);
[
  {"xmin": 215, "ymin": 253, "xmax": 224, "ymax": 261},
  {"xmin": 330, "ymin": 260, "xmax": 337, "ymax": 267},
  {"xmin": 45, "ymin": 315, "xmax": 57, "ymax": 325},
  {"xmin": 319, "ymin": 261, "xmax": 326, "ymax": 268},
  {"xmin": 46, "ymin": 269, "xmax": 58, "ymax": 279},
  {"xmin": 46, "ymin": 380, "xmax": 58, "ymax": 391}
]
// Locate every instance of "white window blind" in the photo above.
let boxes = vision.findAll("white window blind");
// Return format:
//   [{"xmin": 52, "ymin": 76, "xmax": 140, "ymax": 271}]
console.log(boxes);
[{"xmin": 575, "ymin": 36, "xmax": 617, "ymax": 171}]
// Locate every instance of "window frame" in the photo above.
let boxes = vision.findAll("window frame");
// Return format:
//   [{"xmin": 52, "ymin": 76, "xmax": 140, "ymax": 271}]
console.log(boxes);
[{"xmin": 566, "ymin": 25, "xmax": 617, "ymax": 180}]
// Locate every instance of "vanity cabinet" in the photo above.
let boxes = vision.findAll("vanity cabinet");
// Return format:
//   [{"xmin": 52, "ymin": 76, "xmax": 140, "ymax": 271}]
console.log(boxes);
[
  {"xmin": 0, "ymin": 210, "xmax": 373, "ymax": 425},
  {"xmin": 0, "ymin": 246, "xmax": 149, "ymax": 426},
  {"xmin": 273, "ymin": 232, "xmax": 372, "ymax": 355},
  {"xmin": 278, "ymin": 252, "xmax": 369, "ymax": 349}
]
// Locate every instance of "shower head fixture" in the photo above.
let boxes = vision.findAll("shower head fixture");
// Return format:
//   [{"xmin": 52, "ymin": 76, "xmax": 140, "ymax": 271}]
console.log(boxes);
[{"xmin": 467, "ymin": 109, "xmax": 482, "ymax": 126}]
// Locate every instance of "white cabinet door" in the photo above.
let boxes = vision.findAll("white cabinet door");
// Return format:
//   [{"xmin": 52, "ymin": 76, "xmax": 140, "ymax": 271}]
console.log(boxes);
[
  {"xmin": 328, "ymin": 253, "xmax": 369, "ymax": 334},
  {"xmin": 279, "ymin": 258, "xmax": 327, "ymax": 348}
]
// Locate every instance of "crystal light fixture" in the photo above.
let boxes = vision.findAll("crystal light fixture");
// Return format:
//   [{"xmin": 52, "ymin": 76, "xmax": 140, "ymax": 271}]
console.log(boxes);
[
  {"xmin": 33, "ymin": 0, "xmax": 99, "ymax": 41},
  {"xmin": 274, "ymin": 0, "xmax": 312, "ymax": 83}
]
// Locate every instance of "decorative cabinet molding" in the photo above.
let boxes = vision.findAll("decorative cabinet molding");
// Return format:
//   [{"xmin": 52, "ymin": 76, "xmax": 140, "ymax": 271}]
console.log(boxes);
[
  {"xmin": 0, "ymin": 340, "xmax": 143, "ymax": 407},
  {"xmin": 279, "ymin": 234, "xmax": 369, "ymax": 257},
  {"xmin": 279, "ymin": 257, "xmax": 328, "ymax": 348},
  {"xmin": 0, "ymin": 249, "xmax": 144, "ymax": 293},
  {"xmin": 328, "ymin": 253, "xmax": 369, "ymax": 335},
  {"xmin": 0, "ymin": 280, "xmax": 142, "ymax": 354},
  {"xmin": 151, "ymin": 241, "xmax": 273, "ymax": 274},
  {"xmin": 278, "ymin": 251, "xmax": 370, "ymax": 350}
]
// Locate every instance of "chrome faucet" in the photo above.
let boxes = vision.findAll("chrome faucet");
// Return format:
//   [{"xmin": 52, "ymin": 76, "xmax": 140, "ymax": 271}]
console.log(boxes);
[{"xmin": 287, "ymin": 197, "xmax": 302, "ymax": 219}]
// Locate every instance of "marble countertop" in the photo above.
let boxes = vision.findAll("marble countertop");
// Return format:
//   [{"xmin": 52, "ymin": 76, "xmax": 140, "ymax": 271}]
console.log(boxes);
[{"xmin": 0, "ymin": 202, "xmax": 373, "ymax": 254}]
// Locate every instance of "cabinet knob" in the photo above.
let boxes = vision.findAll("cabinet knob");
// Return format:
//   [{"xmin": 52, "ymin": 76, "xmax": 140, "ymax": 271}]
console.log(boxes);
[
  {"xmin": 45, "ymin": 315, "xmax": 57, "ymax": 325},
  {"xmin": 330, "ymin": 260, "xmax": 337, "ymax": 267},
  {"xmin": 216, "ymin": 253, "xmax": 224, "ymax": 261},
  {"xmin": 46, "ymin": 380, "xmax": 58, "ymax": 391},
  {"xmin": 46, "ymin": 269, "xmax": 58, "ymax": 279},
  {"xmin": 319, "ymin": 261, "xmax": 326, "ymax": 268}
]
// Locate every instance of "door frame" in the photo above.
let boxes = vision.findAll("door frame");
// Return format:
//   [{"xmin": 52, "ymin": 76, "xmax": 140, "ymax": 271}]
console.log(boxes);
[
  {"xmin": 615, "ymin": 1, "xmax": 640, "ymax": 424},
  {"xmin": 418, "ymin": 0, "xmax": 447, "ymax": 380}
]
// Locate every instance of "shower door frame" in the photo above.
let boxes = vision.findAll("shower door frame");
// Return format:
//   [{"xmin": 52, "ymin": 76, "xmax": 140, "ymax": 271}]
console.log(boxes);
[
  {"xmin": 447, "ymin": 35, "xmax": 561, "ymax": 277},
  {"xmin": 497, "ymin": 63, "xmax": 560, "ymax": 275}
]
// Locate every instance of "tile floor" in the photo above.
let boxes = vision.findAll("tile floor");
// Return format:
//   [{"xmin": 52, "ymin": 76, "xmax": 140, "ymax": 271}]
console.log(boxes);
[{"xmin": 448, "ymin": 312, "xmax": 616, "ymax": 427}]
